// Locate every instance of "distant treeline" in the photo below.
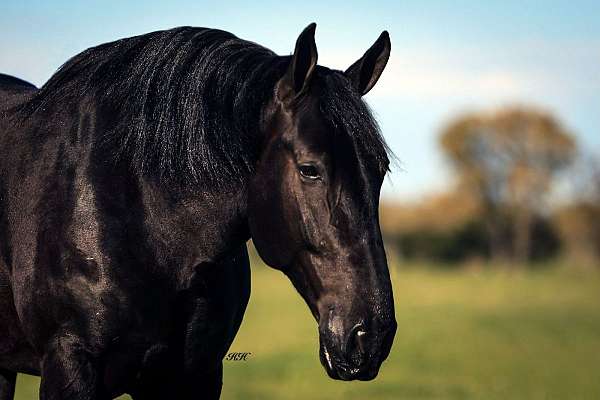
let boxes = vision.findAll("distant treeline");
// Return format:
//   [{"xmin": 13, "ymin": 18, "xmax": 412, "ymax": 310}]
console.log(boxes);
[
  {"xmin": 381, "ymin": 106, "xmax": 600, "ymax": 267},
  {"xmin": 381, "ymin": 196, "xmax": 600, "ymax": 265}
]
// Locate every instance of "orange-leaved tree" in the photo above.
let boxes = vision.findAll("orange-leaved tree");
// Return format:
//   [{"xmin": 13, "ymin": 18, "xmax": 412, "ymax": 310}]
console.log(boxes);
[{"xmin": 440, "ymin": 106, "xmax": 576, "ymax": 263}]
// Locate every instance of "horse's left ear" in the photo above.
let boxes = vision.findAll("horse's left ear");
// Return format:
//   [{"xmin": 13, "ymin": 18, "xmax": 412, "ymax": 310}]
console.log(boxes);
[
  {"xmin": 345, "ymin": 31, "xmax": 391, "ymax": 96},
  {"xmin": 280, "ymin": 23, "xmax": 318, "ymax": 100}
]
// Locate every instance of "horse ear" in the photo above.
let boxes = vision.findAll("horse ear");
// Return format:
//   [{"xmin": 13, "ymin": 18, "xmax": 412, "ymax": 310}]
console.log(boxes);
[
  {"xmin": 344, "ymin": 31, "xmax": 391, "ymax": 96},
  {"xmin": 280, "ymin": 23, "xmax": 318, "ymax": 100}
]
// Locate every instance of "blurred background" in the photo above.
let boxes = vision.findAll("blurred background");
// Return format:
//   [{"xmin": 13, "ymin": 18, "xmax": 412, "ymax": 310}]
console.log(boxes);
[{"xmin": 3, "ymin": 0, "xmax": 600, "ymax": 399}]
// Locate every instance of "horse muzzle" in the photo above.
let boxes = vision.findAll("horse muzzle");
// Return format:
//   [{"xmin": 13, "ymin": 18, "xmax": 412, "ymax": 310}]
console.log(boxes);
[{"xmin": 318, "ymin": 316, "xmax": 397, "ymax": 381}]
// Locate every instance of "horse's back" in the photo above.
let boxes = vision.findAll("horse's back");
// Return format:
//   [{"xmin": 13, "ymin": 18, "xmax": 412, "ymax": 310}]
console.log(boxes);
[
  {"xmin": 0, "ymin": 74, "xmax": 36, "ymax": 92},
  {"xmin": 0, "ymin": 73, "xmax": 41, "ymax": 374},
  {"xmin": 0, "ymin": 74, "xmax": 37, "ymax": 112}
]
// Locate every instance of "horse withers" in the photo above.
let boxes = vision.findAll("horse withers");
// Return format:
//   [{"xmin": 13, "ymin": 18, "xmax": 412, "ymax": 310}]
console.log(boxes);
[{"xmin": 0, "ymin": 23, "xmax": 396, "ymax": 399}]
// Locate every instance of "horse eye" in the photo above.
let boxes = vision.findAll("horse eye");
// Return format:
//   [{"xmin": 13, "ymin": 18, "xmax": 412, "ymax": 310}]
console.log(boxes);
[{"xmin": 298, "ymin": 164, "xmax": 320, "ymax": 180}]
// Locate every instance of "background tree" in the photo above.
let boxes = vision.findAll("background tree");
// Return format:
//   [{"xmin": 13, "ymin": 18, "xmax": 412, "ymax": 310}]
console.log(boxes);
[
  {"xmin": 555, "ymin": 152, "xmax": 600, "ymax": 265},
  {"xmin": 440, "ymin": 106, "xmax": 576, "ymax": 263}
]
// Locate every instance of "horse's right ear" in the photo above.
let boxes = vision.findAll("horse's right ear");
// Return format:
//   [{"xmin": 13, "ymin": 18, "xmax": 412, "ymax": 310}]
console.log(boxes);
[
  {"xmin": 345, "ymin": 31, "xmax": 391, "ymax": 96},
  {"xmin": 279, "ymin": 23, "xmax": 318, "ymax": 101}
]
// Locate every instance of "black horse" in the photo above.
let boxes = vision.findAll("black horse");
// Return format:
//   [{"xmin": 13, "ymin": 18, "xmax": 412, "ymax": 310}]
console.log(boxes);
[{"xmin": 0, "ymin": 23, "xmax": 396, "ymax": 399}]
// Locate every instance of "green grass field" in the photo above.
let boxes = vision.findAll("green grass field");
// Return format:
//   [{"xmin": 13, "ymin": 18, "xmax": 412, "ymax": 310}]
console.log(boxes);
[{"xmin": 15, "ymin": 262, "xmax": 600, "ymax": 399}]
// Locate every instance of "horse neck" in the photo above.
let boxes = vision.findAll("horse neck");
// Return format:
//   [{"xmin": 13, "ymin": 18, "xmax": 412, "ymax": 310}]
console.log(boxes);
[{"xmin": 139, "ymin": 176, "xmax": 251, "ymax": 274}]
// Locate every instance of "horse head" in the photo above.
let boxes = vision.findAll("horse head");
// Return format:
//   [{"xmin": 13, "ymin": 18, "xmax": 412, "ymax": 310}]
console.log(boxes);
[{"xmin": 248, "ymin": 23, "xmax": 396, "ymax": 381}]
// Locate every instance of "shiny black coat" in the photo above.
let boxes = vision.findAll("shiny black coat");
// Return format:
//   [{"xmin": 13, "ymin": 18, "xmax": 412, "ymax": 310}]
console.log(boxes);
[{"xmin": 0, "ymin": 72, "xmax": 251, "ymax": 399}]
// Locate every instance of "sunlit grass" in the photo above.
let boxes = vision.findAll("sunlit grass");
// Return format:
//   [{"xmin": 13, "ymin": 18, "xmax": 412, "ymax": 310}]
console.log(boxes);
[{"xmin": 15, "ymin": 262, "xmax": 600, "ymax": 399}]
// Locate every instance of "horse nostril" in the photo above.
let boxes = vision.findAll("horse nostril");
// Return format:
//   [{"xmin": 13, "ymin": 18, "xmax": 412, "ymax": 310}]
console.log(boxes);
[
  {"xmin": 356, "ymin": 329, "xmax": 367, "ymax": 356},
  {"xmin": 346, "ymin": 323, "xmax": 368, "ymax": 367}
]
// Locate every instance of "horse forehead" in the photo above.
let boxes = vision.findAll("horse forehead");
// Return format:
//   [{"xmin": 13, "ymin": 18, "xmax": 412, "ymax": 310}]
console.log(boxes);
[
  {"xmin": 289, "ymin": 105, "xmax": 332, "ymax": 148},
  {"xmin": 293, "ymin": 106, "xmax": 373, "ymax": 172},
  {"xmin": 282, "ymin": 97, "xmax": 382, "ymax": 176}
]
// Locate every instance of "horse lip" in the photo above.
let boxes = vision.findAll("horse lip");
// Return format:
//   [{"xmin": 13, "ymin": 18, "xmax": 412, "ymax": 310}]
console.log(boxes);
[{"xmin": 323, "ymin": 345, "xmax": 333, "ymax": 371}]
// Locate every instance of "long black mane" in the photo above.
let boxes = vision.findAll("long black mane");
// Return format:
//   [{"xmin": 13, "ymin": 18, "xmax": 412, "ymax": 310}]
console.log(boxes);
[{"xmin": 19, "ymin": 27, "xmax": 389, "ymax": 186}]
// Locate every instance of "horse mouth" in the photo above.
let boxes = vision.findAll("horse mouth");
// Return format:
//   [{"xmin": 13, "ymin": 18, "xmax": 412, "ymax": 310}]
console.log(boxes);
[{"xmin": 318, "ymin": 343, "xmax": 378, "ymax": 381}]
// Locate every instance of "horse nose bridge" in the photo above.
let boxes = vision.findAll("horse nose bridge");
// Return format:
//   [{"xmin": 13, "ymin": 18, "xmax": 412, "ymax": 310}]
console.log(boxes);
[
  {"xmin": 336, "ymin": 213, "xmax": 386, "ymax": 255},
  {"xmin": 345, "ymin": 239, "xmax": 390, "ymax": 289}
]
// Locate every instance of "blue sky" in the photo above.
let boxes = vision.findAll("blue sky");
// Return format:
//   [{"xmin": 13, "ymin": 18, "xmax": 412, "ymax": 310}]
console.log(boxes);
[{"xmin": 2, "ymin": 0, "xmax": 599, "ymax": 199}]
